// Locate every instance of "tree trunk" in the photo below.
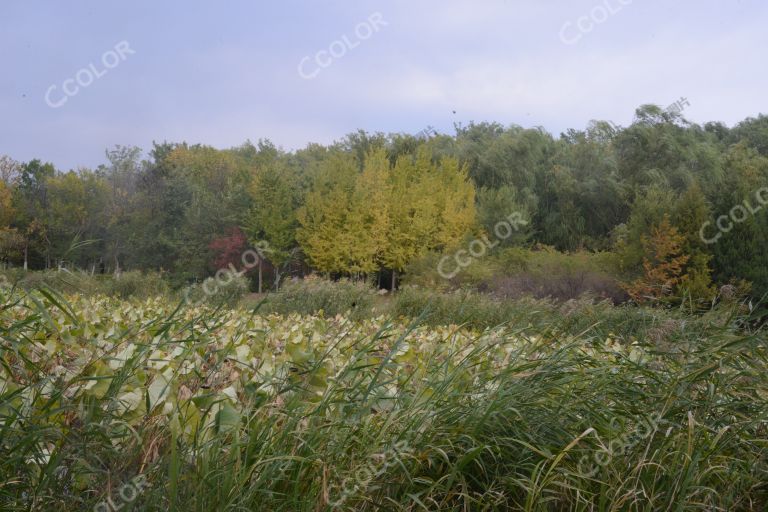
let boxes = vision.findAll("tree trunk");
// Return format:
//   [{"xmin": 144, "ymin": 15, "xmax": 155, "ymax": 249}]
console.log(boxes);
[
  {"xmin": 391, "ymin": 269, "xmax": 397, "ymax": 291},
  {"xmin": 23, "ymin": 242, "xmax": 28, "ymax": 271},
  {"xmin": 258, "ymin": 259, "xmax": 263, "ymax": 294}
]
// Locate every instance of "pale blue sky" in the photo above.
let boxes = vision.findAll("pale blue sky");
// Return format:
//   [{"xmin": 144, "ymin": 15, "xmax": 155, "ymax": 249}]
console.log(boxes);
[{"xmin": 2, "ymin": 0, "xmax": 766, "ymax": 170}]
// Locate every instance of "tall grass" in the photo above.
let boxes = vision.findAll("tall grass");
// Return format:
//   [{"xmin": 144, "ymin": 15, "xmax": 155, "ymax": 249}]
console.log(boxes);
[
  {"xmin": 0, "ymin": 268, "xmax": 170, "ymax": 299},
  {"xmin": 1, "ymin": 286, "xmax": 766, "ymax": 510},
  {"xmin": 393, "ymin": 285, "xmax": 749, "ymax": 345},
  {"xmin": 257, "ymin": 277, "xmax": 379, "ymax": 320}
]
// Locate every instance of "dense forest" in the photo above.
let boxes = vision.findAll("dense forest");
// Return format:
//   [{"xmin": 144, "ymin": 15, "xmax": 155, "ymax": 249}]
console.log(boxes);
[{"xmin": 2, "ymin": 105, "xmax": 768, "ymax": 300}]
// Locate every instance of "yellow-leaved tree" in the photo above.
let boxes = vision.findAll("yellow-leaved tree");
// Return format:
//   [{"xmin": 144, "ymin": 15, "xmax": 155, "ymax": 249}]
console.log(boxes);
[
  {"xmin": 382, "ymin": 148, "xmax": 475, "ymax": 288},
  {"xmin": 296, "ymin": 153, "xmax": 358, "ymax": 275},
  {"xmin": 297, "ymin": 147, "xmax": 476, "ymax": 288},
  {"xmin": 346, "ymin": 148, "xmax": 391, "ymax": 275}
]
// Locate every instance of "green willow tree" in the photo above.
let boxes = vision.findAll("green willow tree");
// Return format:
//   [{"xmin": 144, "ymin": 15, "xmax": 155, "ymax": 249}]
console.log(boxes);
[
  {"xmin": 243, "ymin": 160, "xmax": 301, "ymax": 291},
  {"xmin": 14, "ymin": 159, "xmax": 55, "ymax": 269}
]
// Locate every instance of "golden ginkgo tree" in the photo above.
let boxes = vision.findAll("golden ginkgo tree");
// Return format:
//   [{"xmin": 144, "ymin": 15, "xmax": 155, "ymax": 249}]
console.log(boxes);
[{"xmin": 297, "ymin": 147, "xmax": 476, "ymax": 287}]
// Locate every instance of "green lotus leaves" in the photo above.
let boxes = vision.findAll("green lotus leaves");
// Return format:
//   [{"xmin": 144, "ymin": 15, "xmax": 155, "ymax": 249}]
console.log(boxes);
[{"xmin": 0, "ymin": 291, "xmax": 654, "ymax": 447}]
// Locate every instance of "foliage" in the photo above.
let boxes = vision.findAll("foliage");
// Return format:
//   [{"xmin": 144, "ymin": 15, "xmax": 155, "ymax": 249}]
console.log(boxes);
[
  {"xmin": 406, "ymin": 247, "xmax": 626, "ymax": 303},
  {"xmin": 0, "ymin": 290, "xmax": 765, "ymax": 510},
  {"xmin": 0, "ymin": 269, "xmax": 169, "ymax": 299},
  {"xmin": 208, "ymin": 227, "xmax": 250, "ymax": 271},
  {"xmin": 624, "ymin": 215, "xmax": 690, "ymax": 304},
  {"xmin": 258, "ymin": 276, "xmax": 378, "ymax": 320},
  {"xmin": 708, "ymin": 144, "xmax": 768, "ymax": 296},
  {"xmin": 2, "ymin": 105, "xmax": 768, "ymax": 297},
  {"xmin": 475, "ymin": 185, "xmax": 532, "ymax": 247},
  {"xmin": 183, "ymin": 273, "xmax": 250, "ymax": 306},
  {"xmin": 488, "ymin": 248, "xmax": 626, "ymax": 303},
  {"xmin": 298, "ymin": 147, "xmax": 476, "ymax": 283},
  {"xmin": 243, "ymin": 158, "xmax": 301, "ymax": 287}
]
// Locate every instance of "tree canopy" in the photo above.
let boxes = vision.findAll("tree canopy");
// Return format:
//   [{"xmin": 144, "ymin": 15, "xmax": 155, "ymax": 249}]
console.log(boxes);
[{"xmin": 2, "ymin": 105, "xmax": 767, "ymax": 297}]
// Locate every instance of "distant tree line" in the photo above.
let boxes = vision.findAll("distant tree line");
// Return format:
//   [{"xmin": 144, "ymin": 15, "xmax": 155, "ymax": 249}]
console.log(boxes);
[{"xmin": 1, "ymin": 105, "xmax": 767, "ymax": 298}]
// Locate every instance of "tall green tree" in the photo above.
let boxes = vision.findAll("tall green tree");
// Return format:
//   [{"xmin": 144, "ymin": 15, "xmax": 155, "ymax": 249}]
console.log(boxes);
[
  {"xmin": 672, "ymin": 182, "xmax": 715, "ymax": 301},
  {"xmin": 708, "ymin": 144, "xmax": 768, "ymax": 296},
  {"xmin": 13, "ymin": 159, "xmax": 55, "ymax": 269},
  {"xmin": 244, "ymin": 160, "xmax": 301, "ymax": 290},
  {"xmin": 0, "ymin": 180, "xmax": 20, "ymax": 266},
  {"xmin": 476, "ymin": 186, "xmax": 532, "ymax": 247}
]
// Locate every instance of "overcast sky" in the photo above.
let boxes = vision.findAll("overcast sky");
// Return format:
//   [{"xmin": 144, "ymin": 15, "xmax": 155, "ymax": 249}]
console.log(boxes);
[{"xmin": 2, "ymin": 0, "xmax": 766, "ymax": 170}]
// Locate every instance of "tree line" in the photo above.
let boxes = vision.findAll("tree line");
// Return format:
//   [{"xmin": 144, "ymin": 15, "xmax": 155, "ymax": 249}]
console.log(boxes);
[{"xmin": 1, "ymin": 105, "xmax": 767, "ymax": 298}]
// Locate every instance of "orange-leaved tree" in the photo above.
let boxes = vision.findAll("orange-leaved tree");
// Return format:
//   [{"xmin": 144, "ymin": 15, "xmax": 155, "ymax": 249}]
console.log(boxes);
[{"xmin": 624, "ymin": 214, "xmax": 690, "ymax": 304}]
